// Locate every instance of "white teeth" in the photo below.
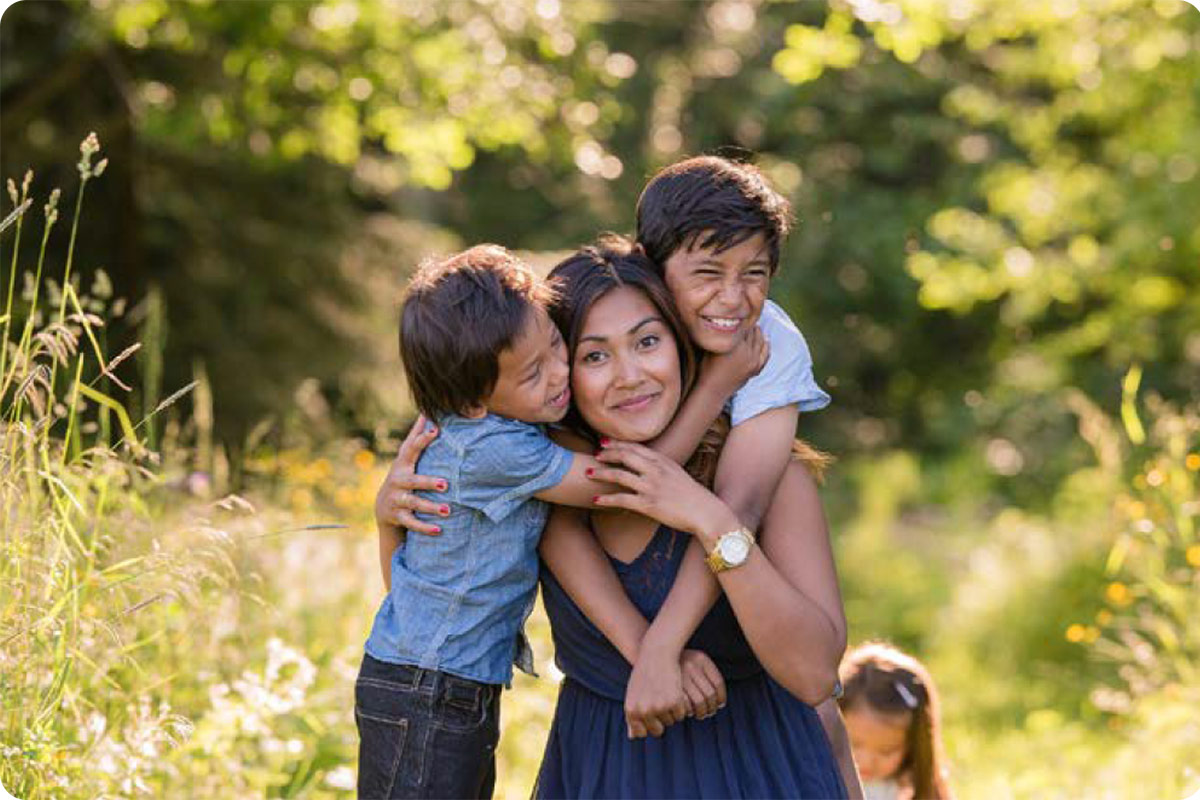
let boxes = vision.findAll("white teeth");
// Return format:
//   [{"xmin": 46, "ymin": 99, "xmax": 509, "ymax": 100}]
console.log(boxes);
[{"xmin": 705, "ymin": 316, "xmax": 739, "ymax": 330}]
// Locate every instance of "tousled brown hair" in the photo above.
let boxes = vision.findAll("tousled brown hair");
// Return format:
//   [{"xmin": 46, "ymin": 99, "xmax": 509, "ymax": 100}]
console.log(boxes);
[
  {"xmin": 636, "ymin": 154, "xmax": 793, "ymax": 275},
  {"xmin": 399, "ymin": 244, "xmax": 555, "ymax": 421},
  {"xmin": 838, "ymin": 642, "xmax": 953, "ymax": 800}
]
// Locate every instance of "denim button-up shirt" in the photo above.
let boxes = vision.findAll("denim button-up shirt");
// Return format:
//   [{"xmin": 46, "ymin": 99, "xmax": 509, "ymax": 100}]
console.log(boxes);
[{"xmin": 365, "ymin": 413, "xmax": 573, "ymax": 686}]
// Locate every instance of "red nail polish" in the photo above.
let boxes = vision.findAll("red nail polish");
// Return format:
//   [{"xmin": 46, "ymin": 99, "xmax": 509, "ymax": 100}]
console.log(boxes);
[
  {"xmin": 592, "ymin": 496, "xmax": 600, "ymax": 504},
  {"xmin": 440, "ymin": 505, "xmax": 450, "ymax": 515},
  {"xmin": 585, "ymin": 467, "xmax": 594, "ymax": 477},
  {"xmin": 437, "ymin": 481, "xmax": 447, "ymax": 491},
  {"xmin": 432, "ymin": 526, "xmax": 442, "ymax": 534},
  {"xmin": 599, "ymin": 437, "xmax": 611, "ymax": 447}
]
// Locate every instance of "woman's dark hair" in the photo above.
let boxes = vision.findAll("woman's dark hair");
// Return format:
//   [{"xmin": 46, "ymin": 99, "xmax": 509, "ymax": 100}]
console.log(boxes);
[
  {"xmin": 636, "ymin": 154, "xmax": 793, "ymax": 275},
  {"xmin": 838, "ymin": 642, "xmax": 953, "ymax": 800},
  {"xmin": 547, "ymin": 235, "xmax": 696, "ymax": 444}
]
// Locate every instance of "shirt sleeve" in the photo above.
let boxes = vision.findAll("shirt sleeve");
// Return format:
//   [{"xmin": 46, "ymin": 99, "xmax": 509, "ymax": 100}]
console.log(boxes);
[
  {"xmin": 729, "ymin": 299, "xmax": 831, "ymax": 427},
  {"xmin": 455, "ymin": 419, "xmax": 574, "ymax": 523}
]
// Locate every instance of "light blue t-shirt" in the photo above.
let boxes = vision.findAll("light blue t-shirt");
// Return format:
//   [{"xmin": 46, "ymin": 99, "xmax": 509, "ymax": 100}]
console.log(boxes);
[
  {"xmin": 364, "ymin": 413, "xmax": 573, "ymax": 686},
  {"xmin": 729, "ymin": 298, "xmax": 830, "ymax": 426}
]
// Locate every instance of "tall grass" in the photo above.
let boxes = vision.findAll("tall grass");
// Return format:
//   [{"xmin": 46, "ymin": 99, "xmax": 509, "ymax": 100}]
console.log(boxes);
[{"xmin": 0, "ymin": 136, "xmax": 376, "ymax": 799}]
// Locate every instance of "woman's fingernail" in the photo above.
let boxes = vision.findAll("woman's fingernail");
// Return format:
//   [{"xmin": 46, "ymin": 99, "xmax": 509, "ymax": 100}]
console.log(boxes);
[
  {"xmin": 591, "ymin": 496, "xmax": 600, "ymax": 504},
  {"xmin": 600, "ymin": 437, "xmax": 611, "ymax": 447},
  {"xmin": 432, "ymin": 526, "xmax": 442, "ymax": 534},
  {"xmin": 440, "ymin": 505, "xmax": 450, "ymax": 515},
  {"xmin": 585, "ymin": 467, "xmax": 594, "ymax": 477},
  {"xmin": 436, "ymin": 481, "xmax": 448, "ymax": 491}
]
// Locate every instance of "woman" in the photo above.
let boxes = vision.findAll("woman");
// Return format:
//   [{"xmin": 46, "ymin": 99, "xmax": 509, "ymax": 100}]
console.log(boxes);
[{"xmin": 384, "ymin": 239, "xmax": 848, "ymax": 798}]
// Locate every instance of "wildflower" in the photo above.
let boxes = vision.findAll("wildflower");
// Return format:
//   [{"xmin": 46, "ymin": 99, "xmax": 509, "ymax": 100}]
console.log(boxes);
[
  {"xmin": 291, "ymin": 487, "xmax": 314, "ymax": 511},
  {"xmin": 1106, "ymin": 581, "xmax": 1132, "ymax": 606},
  {"xmin": 1065, "ymin": 624, "xmax": 1086, "ymax": 642},
  {"xmin": 325, "ymin": 765, "xmax": 356, "ymax": 790},
  {"xmin": 1186, "ymin": 453, "xmax": 1200, "ymax": 472},
  {"xmin": 354, "ymin": 449, "xmax": 376, "ymax": 471},
  {"xmin": 1095, "ymin": 609, "xmax": 1113, "ymax": 626},
  {"xmin": 1187, "ymin": 545, "xmax": 1200, "ymax": 568},
  {"xmin": 6, "ymin": 178, "xmax": 16, "ymax": 204}
]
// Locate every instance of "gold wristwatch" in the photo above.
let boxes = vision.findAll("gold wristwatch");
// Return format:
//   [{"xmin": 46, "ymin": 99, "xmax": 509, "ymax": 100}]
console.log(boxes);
[{"xmin": 705, "ymin": 526, "xmax": 755, "ymax": 574}]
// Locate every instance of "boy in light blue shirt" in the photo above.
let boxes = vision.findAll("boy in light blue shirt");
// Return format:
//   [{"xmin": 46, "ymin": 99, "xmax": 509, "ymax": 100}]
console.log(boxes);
[{"xmin": 357, "ymin": 245, "xmax": 611, "ymax": 799}]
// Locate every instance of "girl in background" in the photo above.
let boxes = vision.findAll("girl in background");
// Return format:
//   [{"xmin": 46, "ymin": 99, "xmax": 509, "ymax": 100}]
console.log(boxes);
[{"xmin": 838, "ymin": 642, "xmax": 952, "ymax": 800}]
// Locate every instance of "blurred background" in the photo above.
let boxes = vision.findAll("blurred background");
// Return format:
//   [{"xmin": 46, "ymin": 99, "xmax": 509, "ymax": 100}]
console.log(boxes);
[{"xmin": 2, "ymin": 0, "xmax": 1198, "ymax": 797}]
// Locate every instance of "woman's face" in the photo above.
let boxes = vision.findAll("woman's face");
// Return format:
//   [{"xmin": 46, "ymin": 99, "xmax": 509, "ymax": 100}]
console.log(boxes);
[{"xmin": 570, "ymin": 285, "xmax": 682, "ymax": 443}]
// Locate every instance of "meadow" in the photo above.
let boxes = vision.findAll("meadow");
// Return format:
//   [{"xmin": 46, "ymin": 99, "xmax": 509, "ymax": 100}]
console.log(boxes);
[{"xmin": 2, "ymin": 139, "xmax": 1198, "ymax": 799}]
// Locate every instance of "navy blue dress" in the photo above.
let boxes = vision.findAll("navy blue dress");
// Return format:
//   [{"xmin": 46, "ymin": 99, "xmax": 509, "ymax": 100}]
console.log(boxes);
[{"xmin": 536, "ymin": 526, "xmax": 847, "ymax": 799}]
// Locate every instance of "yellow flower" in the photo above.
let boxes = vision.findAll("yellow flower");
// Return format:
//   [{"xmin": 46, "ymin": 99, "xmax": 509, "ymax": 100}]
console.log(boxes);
[
  {"xmin": 313, "ymin": 458, "xmax": 333, "ymax": 479},
  {"xmin": 334, "ymin": 486, "xmax": 356, "ymax": 509},
  {"xmin": 1187, "ymin": 453, "xmax": 1200, "ymax": 472},
  {"xmin": 1106, "ymin": 582, "xmax": 1131, "ymax": 606},
  {"xmin": 1065, "ymin": 624, "xmax": 1086, "ymax": 643},
  {"xmin": 354, "ymin": 450, "xmax": 376, "ymax": 471},
  {"xmin": 1187, "ymin": 545, "xmax": 1200, "ymax": 568},
  {"xmin": 1145, "ymin": 469, "xmax": 1164, "ymax": 487},
  {"xmin": 291, "ymin": 488, "xmax": 314, "ymax": 511},
  {"xmin": 1095, "ymin": 609, "xmax": 1113, "ymax": 626},
  {"xmin": 1084, "ymin": 626, "xmax": 1100, "ymax": 643}
]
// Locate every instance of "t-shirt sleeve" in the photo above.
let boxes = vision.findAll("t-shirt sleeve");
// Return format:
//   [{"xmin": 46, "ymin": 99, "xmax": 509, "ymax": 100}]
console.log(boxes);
[
  {"xmin": 729, "ymin": 300, "xmax": 831, "ymax": 427},
  {"xmin": 455, "ymin": 421, "xmax": 574, "ymax": 523}
]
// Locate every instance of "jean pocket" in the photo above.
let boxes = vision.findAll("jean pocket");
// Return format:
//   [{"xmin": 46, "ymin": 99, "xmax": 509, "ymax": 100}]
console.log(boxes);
[
  {"xmin": 356, "ymin": 706, "xmax": 409, "ymax": 799},
  {"xmin": 432, "ymin": 682, "xmax": 490, "ymax": 733}
]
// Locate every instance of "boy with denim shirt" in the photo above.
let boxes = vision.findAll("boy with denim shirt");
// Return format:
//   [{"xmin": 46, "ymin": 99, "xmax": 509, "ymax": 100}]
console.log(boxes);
[{"xmin": 357, "ymin": 245, "xmax": 611, "ymax": 800}]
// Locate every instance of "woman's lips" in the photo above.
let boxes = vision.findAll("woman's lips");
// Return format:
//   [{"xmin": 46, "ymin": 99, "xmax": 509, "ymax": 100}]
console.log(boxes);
[{"xmin": 612, "ymin": 392, "xmax": 660, "ymax": 412}]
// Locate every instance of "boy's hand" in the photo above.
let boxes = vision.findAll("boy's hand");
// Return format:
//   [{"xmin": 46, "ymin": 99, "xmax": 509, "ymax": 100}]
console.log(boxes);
[
  {"xmin": 625, "ymin": 643, "xmax": 691, "ymax": 739},
  {"xmin": 698, "ymin": 326, "xmax": 769, "ymax": 396},
  {"xmin": 679, "ymin": 649, "xmax": 726, "ymax": 720},
  {"xmin": 375, "ymin": 415, "xmax": 450, "ymax": 536}
]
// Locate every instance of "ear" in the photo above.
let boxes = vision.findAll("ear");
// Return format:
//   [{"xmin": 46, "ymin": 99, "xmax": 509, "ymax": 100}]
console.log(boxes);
[{"xmin": 461, "ymin": 404, "xmax": 488, "ymax": 419}]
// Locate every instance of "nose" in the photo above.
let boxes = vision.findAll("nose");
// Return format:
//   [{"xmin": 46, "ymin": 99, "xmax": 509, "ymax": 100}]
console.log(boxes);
[
  {"xmin": 716, "ymin": 275, "xmax": 745, "ymax": 309},
  {"xmin": 612, "ymin": 353, "xmax": 643, "ymax": 388}
]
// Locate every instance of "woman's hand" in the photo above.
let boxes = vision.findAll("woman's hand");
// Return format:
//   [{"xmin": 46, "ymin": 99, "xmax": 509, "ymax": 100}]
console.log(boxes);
[
  {"xmin": 375, "ymin": 415, "xmax": 450, "ymax": 536},
  {"xmin": 698, "ymin": 325, "xmax": 769, "ymax": 396},
  {"xmin": 624, "ymin": 644, "xmax": 690, "ymax": 739},
  {"xmin": 679, "ymin": 649, "xmax": 726, "ymax": 720},
  {"xmin": 590, "ymin": 442, "xmax": 740, "ymax": 547}
]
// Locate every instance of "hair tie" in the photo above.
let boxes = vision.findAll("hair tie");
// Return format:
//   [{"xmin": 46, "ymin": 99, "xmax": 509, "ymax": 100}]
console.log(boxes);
[{"xmin": 894, "ymin": 680, "xmax": 919, "ymax": 709}]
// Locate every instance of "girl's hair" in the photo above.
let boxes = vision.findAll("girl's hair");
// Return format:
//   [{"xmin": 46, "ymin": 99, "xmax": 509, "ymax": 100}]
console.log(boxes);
[{"xmin": 838, "ymin": 642, "xmax": 952, "ymax": 800}]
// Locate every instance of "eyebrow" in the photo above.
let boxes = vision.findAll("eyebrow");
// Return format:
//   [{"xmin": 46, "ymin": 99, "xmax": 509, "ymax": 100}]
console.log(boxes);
[{"xmin": 578, "ymin": 315, "xmax": 662, "ymax": 344}]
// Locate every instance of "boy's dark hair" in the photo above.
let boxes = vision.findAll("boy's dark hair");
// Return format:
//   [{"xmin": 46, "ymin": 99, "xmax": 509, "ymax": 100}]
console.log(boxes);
[
  {"xmin": 635, "ymin": 155, "xmax": 793, "ymax": 274},
  {"xmin": 399, "ymin": 245, "xmax": 555, "ymax": 421}
]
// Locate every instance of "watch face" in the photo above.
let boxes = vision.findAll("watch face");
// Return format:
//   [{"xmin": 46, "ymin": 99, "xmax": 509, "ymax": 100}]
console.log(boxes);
[{"xmin": 719, "ymin": 535, "xmax": 750, "ymax": 565}]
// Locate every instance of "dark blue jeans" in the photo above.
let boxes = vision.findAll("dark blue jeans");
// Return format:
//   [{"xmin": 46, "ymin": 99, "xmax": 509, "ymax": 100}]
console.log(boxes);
[{"xmin": 356, "ymin": 654, "xmax": 501, "ymax": 799}]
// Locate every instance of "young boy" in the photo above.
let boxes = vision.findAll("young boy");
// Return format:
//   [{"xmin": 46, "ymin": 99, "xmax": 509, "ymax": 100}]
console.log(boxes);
[{"xmin": 357, "ymin": 245, "xmax": 615, "ymax": 799}]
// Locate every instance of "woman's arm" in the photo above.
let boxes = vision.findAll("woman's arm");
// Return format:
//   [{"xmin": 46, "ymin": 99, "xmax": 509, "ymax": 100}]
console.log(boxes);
[
  {"xmin": 374, "ymin": 416, "xmax": 449, "ymax": 589},
  {"xmin": 593, "ymin": 445, "xmax": 845, "ymax": 704}
]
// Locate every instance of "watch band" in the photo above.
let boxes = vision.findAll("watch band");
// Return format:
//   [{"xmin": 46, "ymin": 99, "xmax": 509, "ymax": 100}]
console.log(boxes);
[{"xmin": 705, "ymin": 526, "xmax": 755, "ymax": 574}]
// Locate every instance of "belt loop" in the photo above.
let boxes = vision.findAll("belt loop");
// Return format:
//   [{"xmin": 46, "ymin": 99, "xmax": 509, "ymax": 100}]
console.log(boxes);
[{"xmin": 409, "ymin": 666, "xmax": 424, "ymax": 692}]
